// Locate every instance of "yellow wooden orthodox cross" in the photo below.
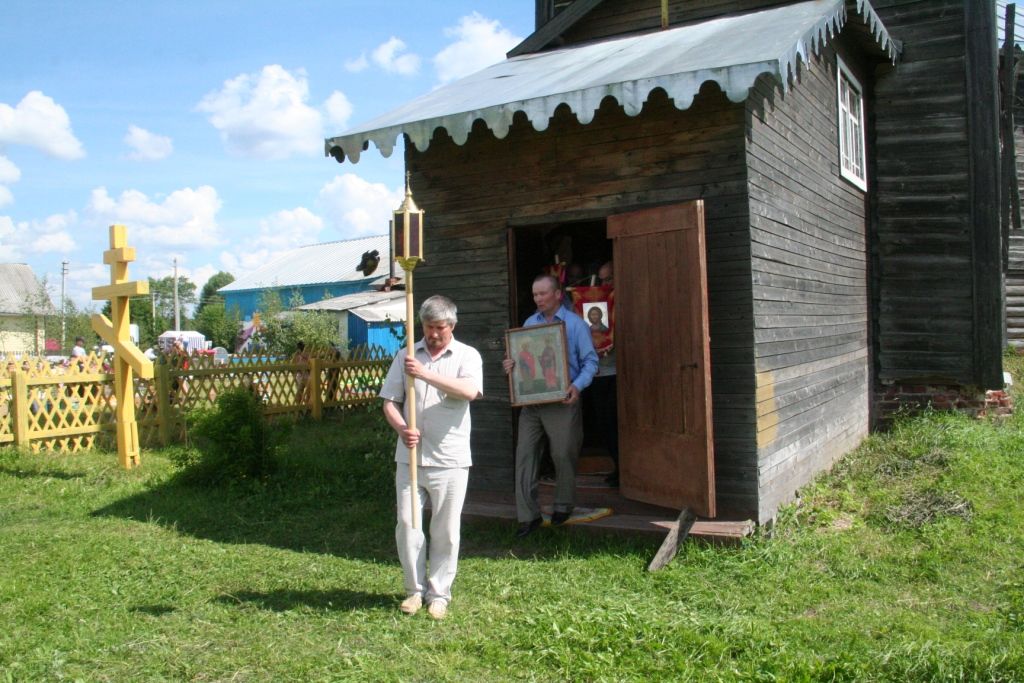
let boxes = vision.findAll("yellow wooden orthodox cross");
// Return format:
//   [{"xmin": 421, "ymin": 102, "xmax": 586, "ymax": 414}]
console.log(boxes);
[{"xmin": 91, "ymin": 224, "xmax": 155, "ymax": 468}]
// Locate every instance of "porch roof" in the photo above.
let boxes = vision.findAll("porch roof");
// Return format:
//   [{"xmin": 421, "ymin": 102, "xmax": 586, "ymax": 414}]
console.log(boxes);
[{"xmin": 326, "ymin": 0, "xmax": 898, "ymax": 164}]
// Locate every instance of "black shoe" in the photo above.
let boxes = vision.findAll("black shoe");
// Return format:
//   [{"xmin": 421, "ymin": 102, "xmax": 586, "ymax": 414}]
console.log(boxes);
[
  {"xmin": 515, "ymin": 518, "xmax": 542, "ymax": 538},
  {"xmin": 550, "ymin": 510, "xmax": 572, "ymax": 526}
]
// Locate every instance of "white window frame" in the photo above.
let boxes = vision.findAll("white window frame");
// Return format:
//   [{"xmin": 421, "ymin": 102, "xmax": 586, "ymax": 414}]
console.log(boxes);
[{"xmin": 836, "ymin": 56, "xmax": 868, "ymax": 192}]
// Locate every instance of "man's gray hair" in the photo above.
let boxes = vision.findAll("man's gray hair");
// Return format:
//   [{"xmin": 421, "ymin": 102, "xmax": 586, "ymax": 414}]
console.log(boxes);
[
  {"xmin": 533, "ymin": 274, "xmax": 560, "ymax": 292},
  {"xmin": 419, "ymin": 295, "xmax": 458, "ymax": 325}
]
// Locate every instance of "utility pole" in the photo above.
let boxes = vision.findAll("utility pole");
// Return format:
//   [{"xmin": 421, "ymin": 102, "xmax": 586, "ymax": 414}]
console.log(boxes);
[
  {"xmin": 173, "ymin": 258, "xmax": 180, "ymax": 330},
  {"xmin": 61, "ymin": 260, "xmax": 68, "ymax": 351}
]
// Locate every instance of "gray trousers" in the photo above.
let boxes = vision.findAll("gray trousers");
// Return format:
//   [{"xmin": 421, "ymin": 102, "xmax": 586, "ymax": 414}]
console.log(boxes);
[
  {"xmin": 395, "ymin": 464, "xmax": 468, "ymax": 605},
  {"xmin": 514, "ymin": 400, "xmax": 583, "ymax": 522}
]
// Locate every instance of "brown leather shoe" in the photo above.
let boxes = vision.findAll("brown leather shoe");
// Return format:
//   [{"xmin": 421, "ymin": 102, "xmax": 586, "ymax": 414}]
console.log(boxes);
[
  {"xmin": 515, "ymin": 518, "xmax": 542, "ymax": 538},
  {"xmin": 550, "ymin": 510, "xmax": 572, "ymax": 526}
]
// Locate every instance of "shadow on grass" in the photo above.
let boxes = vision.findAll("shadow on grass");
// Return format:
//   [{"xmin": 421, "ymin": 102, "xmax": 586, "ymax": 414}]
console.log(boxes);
[
  {"xmin": 130, "ymin": 604, "xmax": 177, "ymax": 617},
  {"xmin": 0, "ymin": 465, "xmax": 85, "ymax": 480},
  {"xmin": 91, "ymin": 411, "xmax": 654, "ymax": 565},
  {"xmin": 214, "ymin": 588, "xmax": 395, "ymax": 612}
]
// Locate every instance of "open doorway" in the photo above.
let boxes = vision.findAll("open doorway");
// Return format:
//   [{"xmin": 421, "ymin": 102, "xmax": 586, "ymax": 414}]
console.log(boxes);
[
  {"xmin": 508, "ymin": 219, "xmax": 617, "ymax": 483},
  {"xmin": 508, "ymin": 202, "xmax": 715, "ymax": 516}
]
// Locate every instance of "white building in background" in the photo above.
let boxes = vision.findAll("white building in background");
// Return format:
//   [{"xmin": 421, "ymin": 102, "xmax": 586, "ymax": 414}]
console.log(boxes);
[{"xmin": 0, "ymin": 264, "xmax": 53, "ymax": 356}]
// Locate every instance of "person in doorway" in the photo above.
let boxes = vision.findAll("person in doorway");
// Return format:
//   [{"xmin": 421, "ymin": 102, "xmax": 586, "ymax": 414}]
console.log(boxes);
[
  {"xmin": 379, "ymin": 295, "xmax": 483, "ymax": 620},
  {"xmin": 503, "ymin": 274, "xmax": 598, "ymax": 537},
  {"xmin": 590, "ymin": 260, "xmax": 619, "ymax": 486}
]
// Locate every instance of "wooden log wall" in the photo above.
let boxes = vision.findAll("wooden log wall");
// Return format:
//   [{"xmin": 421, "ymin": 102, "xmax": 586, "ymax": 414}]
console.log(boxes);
[
  {"xmin": 745, "ymin": 48, "xmax": 871, "ymax": 521},
  {"xmin": 406, "ymin": 86, "xmax": 759, "ymax": 518},
  {"xmin": 1008, "ymin": 234, "xmax": 1024, "ymax": 347},
  {"xmin": 1011, "ymin": 73, "xmax": 1024, "ymax": 348},
  {"xmin": 563, "ymin": 0, "xmax": 795, "ymax": 46},
  {"xmin": 870, "ymin": 0, "xmax": 983, "ymax": 384}
]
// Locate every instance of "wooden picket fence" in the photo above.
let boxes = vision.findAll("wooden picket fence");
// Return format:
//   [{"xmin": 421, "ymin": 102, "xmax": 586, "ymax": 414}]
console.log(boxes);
[{"xmin": 0, "ymin": 346, "xmax": 393, "ymax": 454}]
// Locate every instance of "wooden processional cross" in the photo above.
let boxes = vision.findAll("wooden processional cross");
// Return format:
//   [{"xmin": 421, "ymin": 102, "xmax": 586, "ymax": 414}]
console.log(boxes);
[{"xmin": 92, "ymin": 224, "xmax": 155, "ymax": 469}]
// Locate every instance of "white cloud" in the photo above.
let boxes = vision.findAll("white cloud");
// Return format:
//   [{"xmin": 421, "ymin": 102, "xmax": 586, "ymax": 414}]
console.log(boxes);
[
  {"xmin": 0, "ymin": 91, "xmax": 85, "ymax": 160},
  {"xmin": 324, "ymin": 91, "xmax": 354, "ymax": 129},
  {"xmin": 195, "ymin": 65, "xmax": 323, "ymax": 159},
  {"xmin": 434, "ymin": 13, "xmax": 522, "ymax": 84},
  {"xmin": 0, "ymin": 210, "xmax": 78, "ymax": 261},
  {"xmin": 345, "ymin": 53, "xmax": 369, "ymax": 73},
  {"xmin": 0, "ymin": 216, "xmax": 17, "ymax": 261},
  {"xmin": 220, "ymin": 248, "xmax": 274, "ymax": 275},
  {"xmin": 318, "ymin": 173, "xmax": 403, "ymax": 238},
  {"xmin": 253, "ymin": 207, "xmax": 324, "ymax": 250},
  {"xmin": 124, "ymin": 125, "xmax": 173, "ymax": 161},
  {"xmin": 216, "ymin": 206, "xmax": 324, "ymax": 277},
  {"xmin": 0, "ymin": 155, "xmax": 20, "ymax": 184},
  {"xmin": 372, "ymin": 37, "xmax": 421, "ymax": 76},
  {"xmin": 86, "ymin": 185, "xmax": 222, "ymax": 247},
  {"xmin": 0, "ymin": 155, "xmax": 19, "ymax": 208}
]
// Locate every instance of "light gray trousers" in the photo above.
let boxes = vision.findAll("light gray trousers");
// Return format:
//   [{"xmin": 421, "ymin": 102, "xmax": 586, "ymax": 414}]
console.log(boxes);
[
  {"xmin": 395, "ymin": 464, "xmax": 469, "ymax": 605},
  {"xmin": 514, "ymin": 400, "xmax": 582, "ymax": 522}
]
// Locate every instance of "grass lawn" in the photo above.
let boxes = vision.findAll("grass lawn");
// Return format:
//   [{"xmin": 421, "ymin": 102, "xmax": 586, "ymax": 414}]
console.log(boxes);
[{"xmin": 2, "ymin": 363, "xmax": 1024, "ymax": 682}]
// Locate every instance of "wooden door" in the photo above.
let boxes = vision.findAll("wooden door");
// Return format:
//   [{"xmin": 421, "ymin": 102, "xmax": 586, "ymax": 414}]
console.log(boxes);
[{"xmin": 607, "ymin": 201, "xmax": 715, "ymax": 517}]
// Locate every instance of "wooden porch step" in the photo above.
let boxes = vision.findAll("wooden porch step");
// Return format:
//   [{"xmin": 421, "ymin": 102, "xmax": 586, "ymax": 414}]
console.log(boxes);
[{"xmin": 460, "ymin": 499, "xmax": 754, "ymax": 545}]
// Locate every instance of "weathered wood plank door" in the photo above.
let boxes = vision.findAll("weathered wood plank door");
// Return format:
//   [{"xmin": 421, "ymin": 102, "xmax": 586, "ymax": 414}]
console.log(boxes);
[{"xmin": 607, "ymin": 201, "xmax": 715, "ymax": 517}]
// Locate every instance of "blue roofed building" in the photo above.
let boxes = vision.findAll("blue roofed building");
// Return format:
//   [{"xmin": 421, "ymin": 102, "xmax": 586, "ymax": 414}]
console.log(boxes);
[{"xmin": 218, "ymin": 235, "xmax": 391, "ymax": 320}]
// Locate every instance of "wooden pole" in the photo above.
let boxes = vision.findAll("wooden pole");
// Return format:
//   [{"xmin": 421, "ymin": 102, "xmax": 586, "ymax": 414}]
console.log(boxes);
[{"xmin": 404, "ymin": 266, "xmax": 420, "ymax": 530}]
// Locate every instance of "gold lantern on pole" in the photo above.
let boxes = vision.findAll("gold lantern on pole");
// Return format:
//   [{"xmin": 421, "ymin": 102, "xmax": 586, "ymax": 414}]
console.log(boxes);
[{"xmin": 392, "ymin": 173, "xmax": 425, "ymax": 529}]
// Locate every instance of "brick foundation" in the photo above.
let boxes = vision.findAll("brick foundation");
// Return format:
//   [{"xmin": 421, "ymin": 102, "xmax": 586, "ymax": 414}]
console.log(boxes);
[{"xmin": 874, "ymin": 383, "xmax": 1014, "ymax": 426}]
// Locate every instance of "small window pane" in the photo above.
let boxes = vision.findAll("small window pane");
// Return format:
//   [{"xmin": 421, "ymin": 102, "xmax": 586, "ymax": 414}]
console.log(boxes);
[{"xmin": 837, "ymin": 58, "xmax": 867, "ymax": 191}]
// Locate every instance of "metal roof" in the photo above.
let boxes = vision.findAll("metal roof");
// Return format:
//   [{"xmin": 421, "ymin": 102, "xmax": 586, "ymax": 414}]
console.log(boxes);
[
  {"xmin": 997, "ymin": 0, "xmax": 1024, "ymax": 46},
  {"xmin": 326, "ymin": 0, "xmax": 898, "ymax": 164},
  {"xmin": 349, "ymin": 297, "xmax": 407, "ymax": 323},
  {"xmin": 294, "ymin": 288, "xmax": 404, "ymax": 313},
  {"xmin": 0, "ymin": 263, "xmax": 52, "ymax": 315},
  {"xmin": 218, "ymin": 234, "xmax": 392, "ymax": 292}
]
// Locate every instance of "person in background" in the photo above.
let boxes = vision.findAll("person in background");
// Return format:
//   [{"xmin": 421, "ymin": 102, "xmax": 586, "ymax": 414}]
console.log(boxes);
[
  {"xmin": 591, "ymin": 260, "xmax": 619, "ymax": 486},
  {"xmin": 293, "ymin": 340, "xmax": 310, "ymax": 405},
  {"xmin": 71, "ymin": 336, "xmax": 87, "ymax": 367},
  {"xmin": 379, "ymin": 295, "xmax": 483, "ymax": 620},
  {"xmin": 503, "ymin": 274, "xmax": 598, "ymax": 537}
]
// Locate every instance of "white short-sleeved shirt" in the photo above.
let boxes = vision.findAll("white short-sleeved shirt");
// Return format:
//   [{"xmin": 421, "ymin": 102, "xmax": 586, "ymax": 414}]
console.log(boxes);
[{"xmin": 379, "ymin": 337, "xmax": 483, "ymax": 468}]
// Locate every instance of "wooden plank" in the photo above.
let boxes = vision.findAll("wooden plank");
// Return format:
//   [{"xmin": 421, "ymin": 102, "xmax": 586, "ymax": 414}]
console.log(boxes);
[{"xmin": 647, "ymin": 508, "xmax": 696, "ymax": 572}]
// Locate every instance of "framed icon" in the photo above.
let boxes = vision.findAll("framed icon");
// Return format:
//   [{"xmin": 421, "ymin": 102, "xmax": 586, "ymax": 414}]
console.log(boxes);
[{"xmin": 505, "ymin": 321, "xmax": 570, "ymax": 407}]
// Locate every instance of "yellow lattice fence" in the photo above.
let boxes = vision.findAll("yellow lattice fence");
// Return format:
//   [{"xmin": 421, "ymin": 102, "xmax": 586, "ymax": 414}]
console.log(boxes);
[{"xmin": 0, "ymin": 345, "xmax": 393, "ymax": 454}]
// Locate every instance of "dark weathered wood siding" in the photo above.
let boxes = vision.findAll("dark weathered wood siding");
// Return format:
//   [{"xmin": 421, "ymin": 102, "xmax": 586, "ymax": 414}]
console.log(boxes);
[
  {"xmin": 561, "ymin": 0, "xmax": 793, "ymax": 45},
  {"xmin": 1008, "ymin": 234, "xmax": 1024, "ymax": 347},
  {"xmin": 407, "ymin": 87, "xmax": 759, "ymax": 516},
  {"xmin": 745, "ymin": 47, "xmax": 871, "ymax": 521},
  {"xmin": 871, "ymin": 0, "xmax": 1002, "ymax": 386}
]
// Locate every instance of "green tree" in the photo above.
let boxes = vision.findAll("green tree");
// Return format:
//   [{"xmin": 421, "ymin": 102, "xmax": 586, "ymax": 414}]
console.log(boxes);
[
  {"xmin": 254, "ymin": 288, "xmax": 338, "ymax": 355},
  {"xmin": 194, "ymin": 302, "xmax": 242, "ymax": 350},
  {"xmin": 62, "ymin": 299, "xmax": 98, "ymax": 352},
  {"xmin": 195, "ymin": 271, "xmax": 235, "ymax": 317},
  {"xmin": 149, "ymin": 275, "xmax": 197, "ymax": 328}
]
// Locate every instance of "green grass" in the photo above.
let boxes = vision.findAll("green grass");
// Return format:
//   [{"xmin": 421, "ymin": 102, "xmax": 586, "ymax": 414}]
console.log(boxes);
[{"xmin": 2, "ymin": 369, "xmax": 1024, "ymax": 681}]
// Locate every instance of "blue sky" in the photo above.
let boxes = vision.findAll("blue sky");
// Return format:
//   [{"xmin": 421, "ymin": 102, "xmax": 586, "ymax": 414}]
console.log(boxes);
[{"xmin": 0, "ymin": 1, "xmax": 533, "ymax": 309}]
